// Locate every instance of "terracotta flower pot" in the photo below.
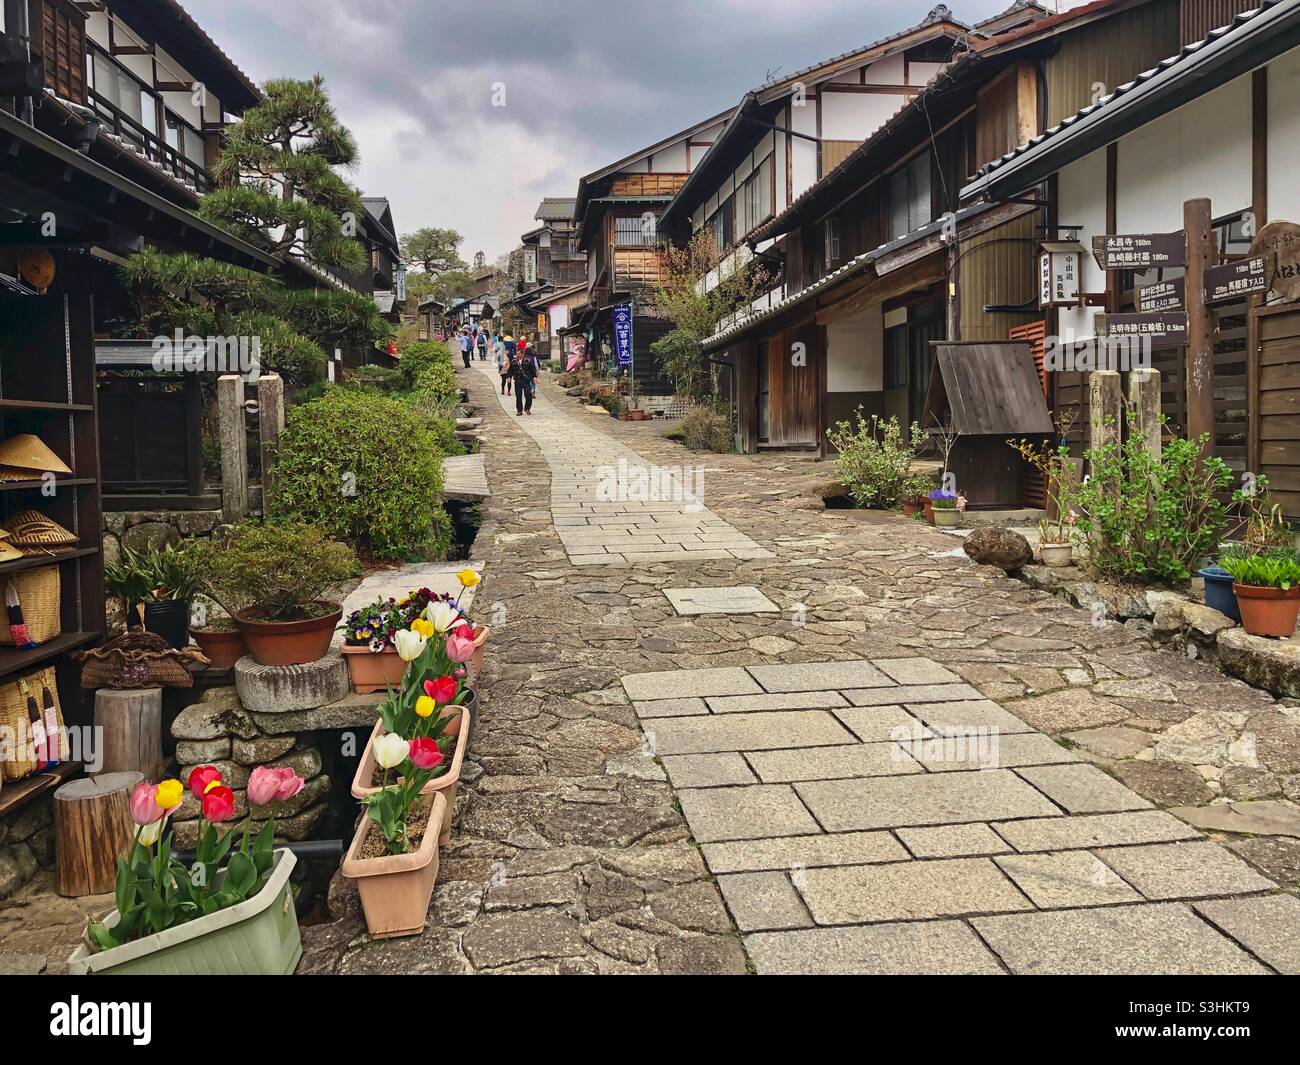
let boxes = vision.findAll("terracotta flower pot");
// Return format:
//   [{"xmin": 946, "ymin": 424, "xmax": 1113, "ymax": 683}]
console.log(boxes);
[
  {"xmin": 1039, "ymin": 542, "xmax": 1073, "ymax": 567},
  {"xmin": 341, "ymin": 792, "xmax": 447, "ymax": 939},
  {"xmin": 233, "ymin": 601, "xmax": 342, "ymax": 666},
  {"xmin": 468, "ymin": 625, "xmax": 490, "ymax": 687},
  {"xmin": 931, "ymin": 507, "xmax": 960, "ymax": 527},
  {"xmin": 924, "ymin": 499, "xmax": 935, "ymax": 524},
  {"xmin": 351, "ymin": 704, "xmax": 470, "ymax": 845},
  {"xmin": 902, "ymin": 499, "xmax": 922, "ymax": 517},
  {"xmin": 342, "ymin": 645, "xmax": 406, "ymax": 694},
  {"xmin": 189, "ymin": 626, "xmax": 249, "ymax": 670},
  {"xmin": 1232, "ymin": 583, "xmax": 1300, "ymax": 638},
  {"xmin": 630, "ymin": 409, "xmax": 647, "ymax": 421}
]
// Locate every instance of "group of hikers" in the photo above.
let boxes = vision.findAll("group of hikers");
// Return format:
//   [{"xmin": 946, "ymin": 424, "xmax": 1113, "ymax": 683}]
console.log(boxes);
[{"xmin": 455, "ymin": 324, "xmax": 539, "ymax": 415}]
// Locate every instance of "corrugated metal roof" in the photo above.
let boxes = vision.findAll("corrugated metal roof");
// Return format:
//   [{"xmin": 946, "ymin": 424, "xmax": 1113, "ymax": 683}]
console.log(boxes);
[{"xmin": 963, "ymin": 0, "xmax": 1290, "ymax": 198}]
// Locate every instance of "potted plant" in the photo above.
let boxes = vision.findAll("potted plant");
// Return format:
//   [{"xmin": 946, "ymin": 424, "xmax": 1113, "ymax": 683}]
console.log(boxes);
[
  {"xmin": 68, "ymin": 764, "xmax": 307, "ymax": 974},
  {"xmin": 928, "ymin": 488, "xmax": 964, "ymax": 528},
  {"xmin": 188, "ymin": 598, "xmax": 250, "ymax": 669},
  {"xmin": 342, "ymin": 733, "xmax": 452, "ymax": 938},
  {"xmin": 899, "ymin": 473, "xmax": 933, "ymax": 518},
  {"xmin": 1038, "ymin": 513, "xmax": 1075, "ymax": 567},
  {"xmin": 1219, "ymin": 549, "xmax": 1300, "ymax": 637},
  {"xmin": 340, "ymin": 596, "xmax": 408, "ymax": 694},
  {"xmin": 106, "ymin": 543, "xmax": 199, "ymax": 648},
  {"xmin": 199, "ymin": 522, "xmax": 358, "ymax": 666}
]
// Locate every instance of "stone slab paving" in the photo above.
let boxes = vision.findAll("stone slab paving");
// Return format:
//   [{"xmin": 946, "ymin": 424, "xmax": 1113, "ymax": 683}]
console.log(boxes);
[
  {"xmin": 287, "ymin": 361, "xmax": 1300, "ymax": 977},
  {"xmin": 664, "ymin": 586, "xmax": 778, "ymax": 615},
  {"xmin": 473, "ymin": 362, "xmax": 770, "ymax": 565},
  {"xmin": 620, "ymin": 655, "xmax": 1297, "ymax": 974}
]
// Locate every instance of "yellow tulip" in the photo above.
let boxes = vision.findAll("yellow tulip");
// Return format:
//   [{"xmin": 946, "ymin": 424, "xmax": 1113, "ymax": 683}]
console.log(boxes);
[
  {"xmin": 411, "ymin": 617, "xmax": 435, "ymax": 638},
  {"xmin": 415, "ymin": 695, "xmax": 435, "ymax": 718},
  {"xmin": 458, "ymin": 568, "xmax": 481, "ymax": 588},
  {"xmin": 154, "ymin": 779, "xmax": 183, "ymax": 810}
]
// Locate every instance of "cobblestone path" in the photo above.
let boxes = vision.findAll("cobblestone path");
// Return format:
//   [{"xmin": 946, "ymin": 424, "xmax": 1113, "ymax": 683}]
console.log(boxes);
[{"xmin": 298, "ymin": 361, "xmax": 1300, "ymax": 975}]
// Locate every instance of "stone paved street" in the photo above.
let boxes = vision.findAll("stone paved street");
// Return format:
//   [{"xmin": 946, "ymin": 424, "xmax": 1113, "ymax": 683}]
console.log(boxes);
[{"xmin": 302, "ymin": 362, "xmax": 1300, "ymax": 975}]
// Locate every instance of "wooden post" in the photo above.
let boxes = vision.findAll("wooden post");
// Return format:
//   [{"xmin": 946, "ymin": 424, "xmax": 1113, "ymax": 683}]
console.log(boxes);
[
  {"xmin": 1184, "ymin": 197, "xmax": 1215, "ymax": 453},
  {"xmin": 217, "ymin": 374, "xmax": 248, "ymax": 524},
  {"xmin": 93, "ymin": 688, "xmax": 163, "ymax": 781},
  {"xmin": 257, "ymin": 373, "xmax": 285, "ymax": 507},
  {"xmin": 54, "ymin": 771, "xmax": 141, "ymax": 897},
  {"xmin": 1089, "ymin": 370, "xmax": 1123, "ymax": 504},
  {"xmin": 1128, "ymin": 368, "xmax": 1163, "ymax": 465}
]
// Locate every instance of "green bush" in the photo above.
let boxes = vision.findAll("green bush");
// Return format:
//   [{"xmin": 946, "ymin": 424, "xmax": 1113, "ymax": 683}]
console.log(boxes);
[
  {"xmin": 1072, "ymin": 433, "xmax": 1234, "ymax": 584},
  {"xmin": 197, "ymin": 521, "xmax": 357, "ymax": 621},
  {"xmin": 348, "ymin": 365, "xmax": 406, "ymax": 395},
  {"xmin": 825, "ymin": 411, "xmax": 927, "ymax": 509},
  {"xmin": 678, "ymin": 406, "xmax": 732, "ymax": 452},
  {"xmin": 398, "ymin": 340, "xmax": 453, "ymax": 389},
  {"xmin": 269, "ymin": 389, "xmax": 450, "ymax": 560},
  {"xmin": 426, "ymin": 413, "xmax": 465, "ymax": 457}
]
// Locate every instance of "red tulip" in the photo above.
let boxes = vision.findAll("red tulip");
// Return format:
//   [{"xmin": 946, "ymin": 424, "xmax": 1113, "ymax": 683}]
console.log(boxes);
[
  {"xmin": 408, "ymin": 737, "xmax": 444, "ymax": 770},
  {"xmin": 188, "ymin": 765, "xmax": 223, "ymax": 799},
  {"xmin": 424, "ymin": 675, "xmax": 458, "ymax": 705},
  {"xmin": 201, "ymin": 784, "xmax": 236, "ymax": 822}
]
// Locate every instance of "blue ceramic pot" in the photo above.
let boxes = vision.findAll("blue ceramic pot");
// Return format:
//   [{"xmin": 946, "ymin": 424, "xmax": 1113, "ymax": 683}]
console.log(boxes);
[{"xmin": 1199, "ymin": 566, "xmax": 1241, "ymax": 623}]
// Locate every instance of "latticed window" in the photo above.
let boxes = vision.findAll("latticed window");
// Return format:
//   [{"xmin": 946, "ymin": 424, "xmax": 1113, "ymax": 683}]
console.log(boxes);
[{"xmin": 40, "ymin": 0, "xmax": 87, "ymax": 104}]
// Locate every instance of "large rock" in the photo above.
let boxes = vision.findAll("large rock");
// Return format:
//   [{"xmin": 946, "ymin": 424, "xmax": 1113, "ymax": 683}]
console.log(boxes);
[
  {"xmin": 122, "ymin": 521, "xmax": 178, "ymax": 553},
  {"xmin": 171, "ymin": 687, "xmax": 258, "ymax": 741},
  {"xmin": 235, "ymin": 652, "xmax": 349, "ymax": 713},
  {"xmin": 962, "ymin": 527, "xmax": 1033, "ymax": 571},
  {"xmin": 1218, "ymin": 628, "xmax": 1300, "ymax": 698}
]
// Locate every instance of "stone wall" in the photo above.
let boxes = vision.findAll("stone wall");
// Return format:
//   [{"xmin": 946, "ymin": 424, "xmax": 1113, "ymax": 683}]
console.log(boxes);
[
  {"xmin": 0, "ymin": 794, "xmax": 54, "ymax": 902},
  {"xmin": 102, "ymin": 508, "xmax": 223, "ymax": 568},
  {"xmin": 169, "ymin": 654, "xmax": 382, "ymax": 849}
]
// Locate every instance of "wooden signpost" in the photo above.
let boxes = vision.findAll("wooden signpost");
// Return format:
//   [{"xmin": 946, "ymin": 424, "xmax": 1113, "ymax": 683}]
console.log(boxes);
[
  {"xmin": 1248, "ymin": 220, "xmax": 1300, "ymax": 300},
  {"xmin": 1204, "ymin": 256, "xmax": 1269, "ymax": 304},
  {"xmin": 1095, "ymin": 311, "xmax": 1188, "ymax": 348},
  {"xmin": 1137, "ymin": 276, "xmax": 1185, "ymax": 313},
  {"xmin": 1092, "ymin": 231, "xmax": 1186, "ymax": 270}
]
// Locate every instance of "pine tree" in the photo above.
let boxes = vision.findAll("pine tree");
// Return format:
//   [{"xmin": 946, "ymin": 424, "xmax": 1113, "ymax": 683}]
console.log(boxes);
[{"xmin": 201, "ymin": 76, "xmax": 365, "ymax": 274}]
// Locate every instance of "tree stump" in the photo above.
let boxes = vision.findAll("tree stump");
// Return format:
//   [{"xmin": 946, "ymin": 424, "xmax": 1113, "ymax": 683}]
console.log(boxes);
[
  {"xmin": 94, "ymin": 687, "xmax": 163, "ymax": 781},
  {"xmin": 54, "ymin": 771, "xmax": 141, "ymax": 897}
]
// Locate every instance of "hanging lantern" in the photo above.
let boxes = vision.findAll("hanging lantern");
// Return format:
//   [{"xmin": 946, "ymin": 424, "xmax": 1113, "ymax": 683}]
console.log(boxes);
[{"xmin": 19, "ymin": 249, "xmax": 56, "ymax": 294}]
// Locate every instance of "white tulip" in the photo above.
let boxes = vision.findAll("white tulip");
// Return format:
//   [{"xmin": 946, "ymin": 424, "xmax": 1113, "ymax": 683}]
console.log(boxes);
[
  {"xmin": 426, "ymin": 602, "xmax": 459, "ymax": 634},
  {"xmin": 373, "ymin": 733, "xmax": 410, "ymax": 770},
  {"xmin": 394, "ymin": 628, "xmax": 427, "ymax": 662},
  {"xmin": 137, "ymin": 821, "xmax": 162, "ymax": 847}
]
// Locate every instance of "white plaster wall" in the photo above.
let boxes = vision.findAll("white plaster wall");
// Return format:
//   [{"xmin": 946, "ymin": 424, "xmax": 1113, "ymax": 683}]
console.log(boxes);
[
  {"xmin": 866, "ymin": 53, "xmax": 906, "ymax": 85},
  {"xmin": 1115, "ymin": 72, "xmax": 1251, "ymax": 233},
  {"xmin": 792, "ymin": 94, "xmax": 819, "ymax": 199},
  {"xmin": 1267, "ymin": 48, "xmax": 1300, "ymax": 224},
  {"xmin": 652, "ymin": 141, "xmax": 688, "ymax": 172},
  {"xmin": 1056, "ymin": 147, "xmax": 1108, "ymax": 341},
  {"xmin": 821, "ymin": 90, "xmax": 905, "ymax": 140},
  {"xmin": 908, "ymin": 61, "xmax": 944, "ymax": 86},
  {"xmin": 827, "ymin": 305, "xmax": 884, "ymax": 392}
]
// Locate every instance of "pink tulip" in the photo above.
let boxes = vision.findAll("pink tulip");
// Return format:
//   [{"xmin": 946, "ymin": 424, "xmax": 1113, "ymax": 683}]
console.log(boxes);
[
  {"xmin": 445, "ymin": 628, "xmax": 475, "ymax": 663},
  {"xmin": 129, "ymin": 781, "xmax": 164, "ymax": 826},
  {"xmin": 248, "ymin": 765, "xmax": 305, "ymax": 805},
  {"xmin": 408, "ymin": 737, "xmax": 444, "ymax": 770}
]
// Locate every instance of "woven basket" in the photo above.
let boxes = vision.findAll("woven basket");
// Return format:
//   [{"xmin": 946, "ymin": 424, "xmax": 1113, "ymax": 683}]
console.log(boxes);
[
  {"xmin": 0, "ymin": 666, "xmax": 64, "ymax": 782},
  {"xmin": 0, "ymin": 566, "xmax": 61, "ymax": 646},
  {"xmin": 74, "ymin": 630, "xmax": 208, "ymax": 690}
]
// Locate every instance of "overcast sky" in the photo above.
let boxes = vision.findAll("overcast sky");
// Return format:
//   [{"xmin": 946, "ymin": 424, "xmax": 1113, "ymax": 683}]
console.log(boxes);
[{"xmin": 185, "ymin": 0, "xmax": 1016, "ymax": 262}]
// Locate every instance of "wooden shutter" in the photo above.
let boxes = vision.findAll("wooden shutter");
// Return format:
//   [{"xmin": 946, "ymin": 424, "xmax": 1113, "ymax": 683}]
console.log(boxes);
[
  {"xmin": 39, "ymin": 0, "xmax": 87, "ymax": 105},
  {"xmin": 1009, "ymin": 320, "xmax": 1048, "ymax": 508}
]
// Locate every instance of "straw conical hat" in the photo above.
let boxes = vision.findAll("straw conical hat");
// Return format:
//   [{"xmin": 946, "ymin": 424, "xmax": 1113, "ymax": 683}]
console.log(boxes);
[
  {"xmin": 0, "ymin": 540, "xmax": 21, "ymax": 563},
  {"xmin": 4, "ymin": 509, "xmax": 76, "ymax": 548},
  {"xmin": 0, "ymin": 435, "xmax": 71, "ymax": 475}
]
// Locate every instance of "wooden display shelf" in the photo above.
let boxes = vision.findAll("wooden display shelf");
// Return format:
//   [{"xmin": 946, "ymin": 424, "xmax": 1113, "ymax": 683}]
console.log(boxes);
[
  {"xmin": 0, "ymin": 761, "xmax": 82, "ymax": 819},
  {"xmin": 0, "ymin": 546, "xmax": 98, "ymax": 578},
  {"xmin": 0, "ymin": 399, "xmax": 95, "ymax": 413},
  {"xmin": 0, "ymin": 631, "xmax": 100, "ymax": 680},
  {"xmin": 0, "ymin": 478, "xmax": 96, "ymax": 493}
]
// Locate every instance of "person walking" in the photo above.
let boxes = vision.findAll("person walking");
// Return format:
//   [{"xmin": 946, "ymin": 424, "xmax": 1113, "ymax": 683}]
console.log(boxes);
[
  {"xmin": 512, "ymin": 344, "xmax": 537, "ymax": 415},
  {"xmin": 496, "ymin": 336, "xmax": 513, "ymax": 395},
  {"xmin": 458, "ymin": 328, "xmax": 473, "ymax": 369},
  {"xmin": 476, "ymin": 328, "xmax": 489, "ymax": 361}
]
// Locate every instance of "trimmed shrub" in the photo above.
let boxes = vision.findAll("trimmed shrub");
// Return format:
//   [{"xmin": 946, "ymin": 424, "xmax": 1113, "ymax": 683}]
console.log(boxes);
[
  {"xmin": 398, "ymin": 339, "xmax": 453, "ymax": 389},
  {"xmin": 348, "ymin": 365, "xmax": 406, "ymax": 395},
  {"xmin": 269, "ymin": 389, "xmax": 450, "ymax": 560},
  {"xmin": 825, "ymin": 411, "xmax": 927, "ymax": 510},
  {"xmin": 679, "ymin": 407, "xmax": 732, "ymax": 452}
]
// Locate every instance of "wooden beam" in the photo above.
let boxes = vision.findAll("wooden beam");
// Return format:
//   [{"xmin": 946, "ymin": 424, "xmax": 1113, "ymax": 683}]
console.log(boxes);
[
  {"xmin": 1184, "ymin": 197, "xmax": 1215, "ymax": 452},
  {"xmin": 1249, "ymin": 68, "xmax": 1268, "ymax": 475},
  {"xmin": 111, "ymin": 44, "xmax": 154, "ymax": 56},
  {"xmin": 1015, "ymin": 62, "xmax": 1038, "ymax": 147}
]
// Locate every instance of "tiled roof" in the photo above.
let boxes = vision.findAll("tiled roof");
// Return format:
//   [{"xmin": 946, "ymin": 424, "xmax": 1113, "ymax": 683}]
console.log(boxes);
[{"xmin": 535, "ymin": 198, "xmax": 577, "ymax": 220}]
